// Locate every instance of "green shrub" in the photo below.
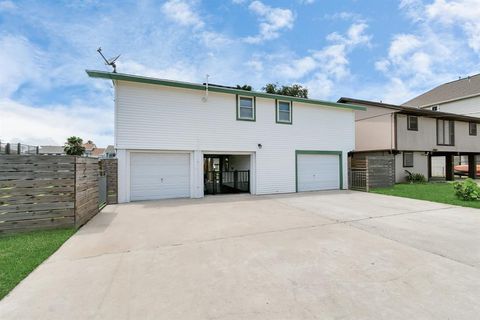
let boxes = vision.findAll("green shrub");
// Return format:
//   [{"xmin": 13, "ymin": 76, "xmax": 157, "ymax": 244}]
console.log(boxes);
[
  {"xmin": 453, "ymin": 179, "xmax": 480, "ymax": 201},
  {"xmin": 405, "ymin": 170, "xmax": 427, "ymax": 184}
]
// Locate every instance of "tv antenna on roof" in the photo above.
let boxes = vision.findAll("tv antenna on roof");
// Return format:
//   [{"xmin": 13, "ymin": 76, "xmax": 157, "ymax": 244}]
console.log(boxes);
[{"xmin": 97, "ymin": 47, "xmax": 120, "ymax": 73}]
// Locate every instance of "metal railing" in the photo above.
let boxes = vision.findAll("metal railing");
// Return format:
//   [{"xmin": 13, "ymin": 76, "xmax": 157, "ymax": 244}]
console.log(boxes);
[
  {"xmin": 204, "ymin": 170, "xmax": 250, "ymax": 195},
  {"xmin": 0, "ymin": 141, "xmax": 39, "ymax": 155}
]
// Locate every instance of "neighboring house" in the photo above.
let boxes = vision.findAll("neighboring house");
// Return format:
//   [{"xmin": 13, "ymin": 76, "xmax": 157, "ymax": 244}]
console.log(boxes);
[
  {"xmin": 38, "ymin": 146, "xmax": 65, "ymax": 155},
  {"xmin": 103, "ymin": 145, "xmax": 116, "ymax": 158},
  {"xmin": 90, "ymin": 147, "xmax": 106, "ymax": 158},
  {"xmin": 83, "ymin": 140, "xmax": 97, "ymax": 157},
  {"xmin": 338, "ymin": 97, "xmax": 480, "ymax": 183},
  {"xmin": 82, "ymin": 141, "xmax": 111, "ymax": 158},
  {"xmin": 403, "ymin": 74, "xmax": 480, "ymax": 117},
  {"xmin": 87, "ymin": 70, "xmax": 364, "ymax": 203}
]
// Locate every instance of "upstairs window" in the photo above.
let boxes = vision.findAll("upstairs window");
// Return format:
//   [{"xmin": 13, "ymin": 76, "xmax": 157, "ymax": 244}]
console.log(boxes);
[
  {"xmin": 237, "ymin": 96, "xmax": 255, "ymax": 121},
  {"xmin": 407, "ymin": 115, "xmax": 418, "ymax": 131},
  {"xmin": 276, "ymin": 100, "xmax": 292, "ymax": 124},
  {"xmin": 437, "ymin": 119, "xmax": 455, "ymax": 146},
  {"xmin": 403, "ymin": 152, "xmax": 414, "ymax": 167},
  {"xmin": 469, "ymin": 122, "xmax": 477, "ymax": 136}
]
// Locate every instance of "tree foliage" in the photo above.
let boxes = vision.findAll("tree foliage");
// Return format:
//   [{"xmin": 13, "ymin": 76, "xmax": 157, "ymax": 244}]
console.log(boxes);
[
  {"xmin": 64, "ymin": 136, "xmax": 85, "ymax": 156},
  {"xmin": 236, "ymin": 84, "xmax": 252, "ymax": 91},
  {"xmin": 263, "ymin": 83, "xmax": 308, "ymax": 98}
]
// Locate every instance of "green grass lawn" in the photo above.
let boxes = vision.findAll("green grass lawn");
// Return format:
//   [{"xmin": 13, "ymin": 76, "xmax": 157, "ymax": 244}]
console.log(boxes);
[
  {"xmin": 0, "ymin": 228, "xmax": 75, "ymax": 300},
  {"xmin": 371, "ymin": 182, "xmax": 480, "ymax": 209}
]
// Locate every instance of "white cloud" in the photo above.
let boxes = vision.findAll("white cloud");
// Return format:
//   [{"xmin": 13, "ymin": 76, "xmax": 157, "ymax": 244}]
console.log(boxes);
[
  {"xmin": 0, "ymin": 98, "xmax": 113, "ymax": 146},
  {"xmin": 261, "ymin": 22, "xmax": 371, "ymax": 98},
  {"xmin": 425, "ymin": 0, "xmax": 480, "ymax": 53},
  {"xmin": 0, "ymin": 0, "xmax": 16, "ymax": 11},
  {"xmin": 244, "ymin": 1, "xmax": 295, "ymax": 44},
  {"xmin": 118, "ymin": 60, "xmax": 199, "ymax": 82},
  {"xmin": 373, "ymin": 0, "xmax": 479, "ymax": 104},
  {"xmin": 161, "ymin": 0, "xmax": 204, "ymax": 29},
  {"xmin": 0, "ymin": 35, "xmax": 44, "ymax": 98},
  {"xmin": 324, "ymin": 11, "xmax": 362, "ymax": 21}
]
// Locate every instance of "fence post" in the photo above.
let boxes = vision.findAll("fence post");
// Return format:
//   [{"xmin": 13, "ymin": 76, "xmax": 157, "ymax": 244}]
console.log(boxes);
[
  {"xmin": 234, "ymin": 170, "xmax": 238, "ymax": 190},
  {"xmin": 17, "ymin": 143, "xmax": 21, "ymax": 155},
  {"xmin": 5, "ymin": 143, "xmax": 10, "ymax": 154},
  {"xmin": 365, "ymin": 158, "xmax": 370, "ymax": 192}
]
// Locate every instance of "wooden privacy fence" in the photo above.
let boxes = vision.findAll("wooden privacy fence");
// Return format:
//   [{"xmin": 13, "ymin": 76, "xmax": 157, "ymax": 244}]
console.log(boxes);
[
  {"xmin": 0, "ymin": 155, "xmax": 118, "ymax": 234},
  {"xmin": 349, "ymin": 156, "xmax": 395, "ymax": 192}
]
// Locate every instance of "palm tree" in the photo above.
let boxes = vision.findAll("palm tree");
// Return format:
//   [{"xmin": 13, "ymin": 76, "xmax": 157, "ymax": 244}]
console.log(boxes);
[{"xmin": 64, "ymin": 136, "xmax": 85, "ymax": 156}]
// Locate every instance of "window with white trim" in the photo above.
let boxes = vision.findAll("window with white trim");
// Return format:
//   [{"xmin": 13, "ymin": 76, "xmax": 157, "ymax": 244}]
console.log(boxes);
[
  {"xmin": 276, "ymin": 100, "xmax": 292, "ymax": 124},
  {"xmin": 237, "ymin": 96, "xmax": 255, "ymax": 121}
]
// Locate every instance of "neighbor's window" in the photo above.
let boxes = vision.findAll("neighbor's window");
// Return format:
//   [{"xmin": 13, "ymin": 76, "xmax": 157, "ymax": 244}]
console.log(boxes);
[
  {"xmin": 403, "ymin": 152, "xmax": 414, "ymax": 167},
  {"xmin": 237, "ymin": 96, "xmax": 255, "ymax": 121},
  {"xmin": 437, "ymin": 119, "xmax": 455, "ymax": 145},
  {"xmin": 276, "ymin": 100, "xmax": 292, "ymax": 124},
  {"xmin": 407, "ymin": 115, "xmax": 418, "ymax": 131},
  {"xmin": 469, "ymin": 122, "xmax": 477, "ymax": 136}
]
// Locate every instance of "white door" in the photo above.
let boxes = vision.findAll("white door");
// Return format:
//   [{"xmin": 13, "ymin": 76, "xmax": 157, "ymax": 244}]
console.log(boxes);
[
  {"xmin": 297, "ymin": 154, "xmax": 340, "ymax": 192},
  {"xmin": 130, "ymin": 153, "xmax": 190, "ymax": 201}
]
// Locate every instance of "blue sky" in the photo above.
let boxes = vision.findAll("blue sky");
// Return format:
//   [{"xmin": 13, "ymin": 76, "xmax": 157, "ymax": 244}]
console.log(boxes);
[{"xmin": 1, "ymin": 0, "xmax": 479, "ymax": 146}]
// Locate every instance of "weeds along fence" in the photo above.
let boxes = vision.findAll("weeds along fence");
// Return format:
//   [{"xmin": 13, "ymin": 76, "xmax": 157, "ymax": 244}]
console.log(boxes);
[{"xmin": 0, "ymin": 155, "xmax": 118, "ymax": 234}]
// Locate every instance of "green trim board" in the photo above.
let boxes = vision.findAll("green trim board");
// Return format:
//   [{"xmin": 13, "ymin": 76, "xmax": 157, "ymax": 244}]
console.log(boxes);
[
  {"xmin": 236, "ymin": 95, "xmax": 256, "ymax": 121},
  {"xmin": 295, "ymin": 150, "xmax": 343, "ymax": 192},
  {"xmin": 86, "ymin": 70, "xmax": 366, "ymax": 111},
  {"xmin": 276, "ymin": 100, "xmax": 293, "ymax": 124}
]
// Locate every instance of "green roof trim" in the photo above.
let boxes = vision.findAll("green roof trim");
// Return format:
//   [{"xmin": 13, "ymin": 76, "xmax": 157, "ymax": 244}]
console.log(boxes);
[{"xmin": 86, "ymin": 70, "xmax": 366, "ymax": 111}]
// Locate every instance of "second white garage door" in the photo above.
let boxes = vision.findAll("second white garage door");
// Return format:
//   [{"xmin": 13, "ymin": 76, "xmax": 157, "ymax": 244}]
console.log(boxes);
[
  {"xmin": 297, "ymin": 153, "xmax": 340, "ymax": 192},
  {"xmin": 130, "ymin": 153, "xmax": 190, "ymax": 201}
]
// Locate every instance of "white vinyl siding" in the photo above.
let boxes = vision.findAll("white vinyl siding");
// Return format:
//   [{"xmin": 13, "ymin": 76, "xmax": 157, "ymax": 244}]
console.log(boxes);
[
  {"xmin": 114, "ymin": 81, "xmax": 355, "ymax": 202},
  {"xmin": 297, "ymin": 154, "xmax": 340, "ymax": 191},
  {"xmin": 130, "ymin": 153, "xmax": 190, "ymax": 201}
]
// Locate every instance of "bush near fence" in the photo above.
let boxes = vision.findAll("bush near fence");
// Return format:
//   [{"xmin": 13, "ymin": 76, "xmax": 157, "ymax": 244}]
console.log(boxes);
[{"xmin": 0, "ymin": 155, "xmax": 117, "ymax": 234}]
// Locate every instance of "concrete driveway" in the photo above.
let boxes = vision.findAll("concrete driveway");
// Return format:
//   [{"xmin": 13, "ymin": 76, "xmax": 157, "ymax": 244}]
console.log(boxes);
[{"xmin": 1, "ymin": 191, "xmax": 480, "ymax": 319}]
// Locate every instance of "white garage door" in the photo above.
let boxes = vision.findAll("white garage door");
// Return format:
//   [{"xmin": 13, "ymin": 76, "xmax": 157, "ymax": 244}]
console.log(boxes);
[
  {"xmin": 130, "ymin": 153, "xmax": 190, "ymax": 201},
  {"xmin": 297, "ymin": 153, "xmax": 340, "ymax": 192}
]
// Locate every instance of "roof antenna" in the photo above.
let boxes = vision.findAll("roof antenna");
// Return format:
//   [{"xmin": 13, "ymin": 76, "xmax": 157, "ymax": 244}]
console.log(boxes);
[
  {"xmin": 97, "ymin": 47, "xmax": 120, "ymax": 73},
  {"xmin": 202, "ymin": 74, "xmax": 210, "ymax": 102}
]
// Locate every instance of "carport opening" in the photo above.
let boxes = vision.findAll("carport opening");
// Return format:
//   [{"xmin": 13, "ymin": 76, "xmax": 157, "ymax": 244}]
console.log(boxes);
[{"xmin": 204, "ymin": 154, "xmax": 250, "ymax": 195}]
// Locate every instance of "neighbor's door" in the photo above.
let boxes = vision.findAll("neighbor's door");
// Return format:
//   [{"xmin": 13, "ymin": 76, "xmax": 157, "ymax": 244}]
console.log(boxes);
[
  {"xmin": 130, "ymin": 153, "xmax": 190, "ymax": 201},
  {"xmin": 297, "ymin": 154, "xmax": 340, "ymax": 192}
]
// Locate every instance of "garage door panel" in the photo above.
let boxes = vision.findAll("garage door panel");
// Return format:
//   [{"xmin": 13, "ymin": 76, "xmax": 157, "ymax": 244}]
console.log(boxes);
[
  {"xmin": 130, "ymin": 153, "xmax": 190, "ymax": 201},
  {"xmin": 297, "ymin": 154, "xmax": 340, "ymax": 192}
]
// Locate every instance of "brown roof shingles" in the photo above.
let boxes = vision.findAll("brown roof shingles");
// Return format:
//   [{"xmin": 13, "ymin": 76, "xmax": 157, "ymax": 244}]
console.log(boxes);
[{"xmin": 403, "ymin": 73, "xmax": 480, "ymax": 107}]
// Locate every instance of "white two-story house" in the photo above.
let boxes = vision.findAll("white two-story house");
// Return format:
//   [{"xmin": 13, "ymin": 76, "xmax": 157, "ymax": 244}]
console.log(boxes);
[
  {"xmin": 88, "ymin": 70, "xmax": 364, "ymax": 202},
  {"xmin": 338, "ymin": 97, "xmax": 480, "ymax": 182}
]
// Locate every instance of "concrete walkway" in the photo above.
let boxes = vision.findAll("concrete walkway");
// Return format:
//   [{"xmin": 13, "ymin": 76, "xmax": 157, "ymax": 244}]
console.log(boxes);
[{"xmin": 1, "ymin": 191, "xmax": 480, "ymax": 319}]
